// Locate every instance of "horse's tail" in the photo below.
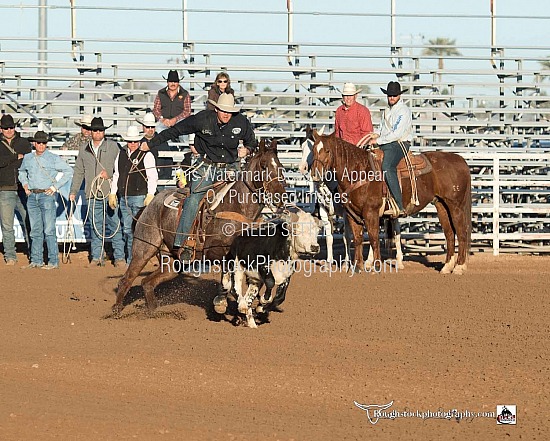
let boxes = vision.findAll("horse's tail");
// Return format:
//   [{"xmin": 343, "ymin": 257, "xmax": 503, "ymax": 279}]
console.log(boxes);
[{"xmin": 464, "ymin": 173, "xmax": 472, "ymax": 258}]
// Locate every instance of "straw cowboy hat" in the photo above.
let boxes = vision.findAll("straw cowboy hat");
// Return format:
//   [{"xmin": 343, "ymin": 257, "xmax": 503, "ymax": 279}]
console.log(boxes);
[
  {"xmin": 207, "ymin": 93, "xmax": 241, "ymax": 113},
  {"xmin": 123, "ymin": 125, "xmax": 143, "ymax": 142},
  {"xmin": 163, "ymin": 70, "xmax": 181, "ymax": 82},
  {"xmin": 380, "ymin": 81, "xmax": 406, "ymax": 96},
  {"xmin": 29, "ymin": 130, "xmax": 50, "ymax": 143},
  {"xmin": 75, "ymin": 114, "xmax": 93, "ymax": 128},
  {"xmin": 342, "ymin": 82, "xmax": 361, "ymax": 96},
  {"xmin": 88, "ymin": 117, "xmax": 112, "ymax": 131},
  {"xmin": 136, "ymin": 113, "xmax": 156, "ymax": 127}
]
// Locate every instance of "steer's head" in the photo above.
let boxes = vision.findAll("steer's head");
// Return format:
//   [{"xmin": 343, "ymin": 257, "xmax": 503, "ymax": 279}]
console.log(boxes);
[{"xmin": 285, "ymin": 209, "xmax": 321, "ymax": 256}]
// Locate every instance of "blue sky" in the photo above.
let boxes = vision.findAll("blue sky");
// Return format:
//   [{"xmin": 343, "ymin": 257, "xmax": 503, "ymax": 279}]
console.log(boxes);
[
  {"xmin": 1, "ymin": 1, "xmax": 548, "ymax": 91},
  {"xmin": 2, "ymin": 0, "xmax": 548, "ymax": 48}
]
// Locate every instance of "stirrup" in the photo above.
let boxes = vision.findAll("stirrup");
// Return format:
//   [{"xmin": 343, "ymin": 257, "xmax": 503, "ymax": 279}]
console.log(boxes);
[{"xmin": 178, "ymin": 246, "xmax": 195, "ymax": 262}]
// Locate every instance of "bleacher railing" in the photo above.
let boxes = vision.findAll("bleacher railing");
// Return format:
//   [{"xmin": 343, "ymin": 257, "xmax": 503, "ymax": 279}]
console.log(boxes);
[{"xmin": 0, "ymin": 5, "xmax": 549, "ymax": 254}]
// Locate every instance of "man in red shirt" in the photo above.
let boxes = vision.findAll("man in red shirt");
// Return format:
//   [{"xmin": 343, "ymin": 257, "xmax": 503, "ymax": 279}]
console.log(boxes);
[{"xmin": 334, "ymin": 82, "xmax": 373, "ymax": 146}]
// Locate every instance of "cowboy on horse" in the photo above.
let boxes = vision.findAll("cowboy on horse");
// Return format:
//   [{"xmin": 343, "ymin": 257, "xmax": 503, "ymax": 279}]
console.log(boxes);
[
  {"xmin": 140, "ymin": 93, "xmax": 257, "ymax": 261},
  {"xmin": 366, "ymin": 81, "xmax": 413, "ymax": 218}
]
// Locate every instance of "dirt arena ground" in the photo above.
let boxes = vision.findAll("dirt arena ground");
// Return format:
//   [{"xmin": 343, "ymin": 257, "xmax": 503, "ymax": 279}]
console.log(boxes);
[{"xmin": 0, "ymin": 249, "xmax": 548, "ymax": 441}]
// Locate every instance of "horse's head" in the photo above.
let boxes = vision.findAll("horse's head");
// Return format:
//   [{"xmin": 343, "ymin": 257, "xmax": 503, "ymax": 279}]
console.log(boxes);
[
  {"xmin": 299, "ymin": 125, "xmax": 325, "ymax": 176},
  {"xmin": 310, "ymin": 127, "xmax": 335, "ymax": 183},
  {"xmin": 245, "ymin": 138, "xmax": 287, "ymax": 206}
]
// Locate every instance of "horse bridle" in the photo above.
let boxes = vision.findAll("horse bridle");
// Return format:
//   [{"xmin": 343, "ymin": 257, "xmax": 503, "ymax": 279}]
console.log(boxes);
[
  {"xmin": 241, "ymin": 155, "xmax": 285, "ymax": 195},
  {"xmin": 310, "ymin": 143, "xmax": 334, "ymax": 181}
]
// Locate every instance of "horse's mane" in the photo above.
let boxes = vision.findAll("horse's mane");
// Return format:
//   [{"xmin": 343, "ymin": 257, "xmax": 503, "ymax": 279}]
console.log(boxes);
[{"xmin": 324, "ymin": 133, "xmax": 372, "ymax": 171}]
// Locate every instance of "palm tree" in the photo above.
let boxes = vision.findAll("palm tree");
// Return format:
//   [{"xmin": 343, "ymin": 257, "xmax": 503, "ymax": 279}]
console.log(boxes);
[{"xmin": 422, "ymin": 38, "xmax": 461, "ymax": 71}]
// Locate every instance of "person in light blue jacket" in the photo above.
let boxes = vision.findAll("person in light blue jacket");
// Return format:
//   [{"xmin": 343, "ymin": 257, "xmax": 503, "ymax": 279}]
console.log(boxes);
[
  {"xmin": 368, "ymin": 81, "xmax": 413, "ymax": 217},
  {"xmin": 18, "ymin": 131, "xmax": 73, "ymax": 269}
]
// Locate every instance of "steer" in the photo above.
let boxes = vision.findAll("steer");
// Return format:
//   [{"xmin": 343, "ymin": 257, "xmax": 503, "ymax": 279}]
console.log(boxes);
[{"xmin": 216, "ymin": 208, "xmax": 322, "ymax": 328}]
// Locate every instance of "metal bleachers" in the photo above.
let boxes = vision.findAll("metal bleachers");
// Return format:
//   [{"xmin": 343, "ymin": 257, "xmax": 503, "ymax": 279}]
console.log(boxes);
[{"xmin": 1, "ymin": 4, "xmax": 549, "ymax": 254}]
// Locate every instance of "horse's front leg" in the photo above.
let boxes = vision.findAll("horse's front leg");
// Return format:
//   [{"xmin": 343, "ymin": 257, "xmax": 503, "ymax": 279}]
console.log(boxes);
[
  {"xmin": 347, "ymin": 213, "xmax": 364, "ymax": 273},
  {"xmin": 318, "ymin": 205, "xmax": 334, "ymax": 264},
  {"xmin": 340, "ymin": 215, "xmax": 351, "ymax": 271},
  {"xmin": 364, "ymin": 212, "xmax": 381, "ymax": 271}
]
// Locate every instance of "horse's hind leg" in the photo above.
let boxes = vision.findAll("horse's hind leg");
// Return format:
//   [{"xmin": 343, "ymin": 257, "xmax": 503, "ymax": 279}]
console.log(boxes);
[
  {"xmin": 448, "ymin": 205, "xmax": 470, "ymax": 275},
  {"xmin": 434, "ymin": 200, "xmax": 457, "ymax": 274},
  {"xmin": 113, "ymin": 243, "xmax": 159, "ymax": 315},
  {"xmin": 140, "ymin": 256, "xmax": 179, "ymax": 312}
]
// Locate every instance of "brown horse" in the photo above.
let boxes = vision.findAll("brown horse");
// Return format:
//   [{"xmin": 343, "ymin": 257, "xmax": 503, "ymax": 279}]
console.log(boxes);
[
  {"xmin": 112, "ymin": 139, "xmax": 287, "ymax": 315},
  {"xmin": 310, "ymin": 131, "xmax": 471, "ymax": 274}
]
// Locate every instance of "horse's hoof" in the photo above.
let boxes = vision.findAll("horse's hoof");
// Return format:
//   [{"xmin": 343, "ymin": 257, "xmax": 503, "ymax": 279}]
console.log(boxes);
[
  {"xmin": 452, "ymin": 264, "xmax": 466, "ymax": 275},
  {"xmin": 440, "ymin": 265, "xmax": 452, "ymax": 274},
  {"xmin": 112, "ymin": 304, "xmax": 123, "ymax": 316},
  {"xmin": 213, "ymin": 295, "xmax": 228, "ymax": 314}
]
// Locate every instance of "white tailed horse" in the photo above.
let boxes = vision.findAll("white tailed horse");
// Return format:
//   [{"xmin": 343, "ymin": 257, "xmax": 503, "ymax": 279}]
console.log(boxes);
[{"xmin": 300, "ymin": 132, "xmax": 351, "ymax": 266}]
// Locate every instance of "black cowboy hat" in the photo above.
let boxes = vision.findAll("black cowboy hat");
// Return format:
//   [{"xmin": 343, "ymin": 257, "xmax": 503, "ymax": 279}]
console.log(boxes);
[
  {"xmin": 29, "ymin": 130, "xmax": 50, "ymax": 143},
  {"xmin": 0, "ymin": 114, "xmax": 17, "ymax": 129},
  {"xmin": 163, "ymin": 70, "xmax": 181, "ymax": 82},
  {"xmin": 88, "ymin": 117, "xmax": 112, "ymax": 131},
  {"xmin": 380, "ymin": 81, "xmax": 407, "ymax": 96}
]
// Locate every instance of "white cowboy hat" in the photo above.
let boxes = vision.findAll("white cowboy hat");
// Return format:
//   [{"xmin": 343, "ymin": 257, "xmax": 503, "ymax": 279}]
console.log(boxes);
[
  {"xmin": 342, "ymin": 82, "xmax": 361, "ymax": 96},
  {"xmin": 123, "ymin": 125, "xmax": 142, "ymax": 142},
  {"xmin": 136, "ymin": 112, "xmax": 156, "ymax": 127},
  {"xmin": 207, "ymin": 93, "xmax": 241, "ymax": 113},
  {"xmin": 75, "ymin": 114, "xmax": 93, "ymax": 128}
]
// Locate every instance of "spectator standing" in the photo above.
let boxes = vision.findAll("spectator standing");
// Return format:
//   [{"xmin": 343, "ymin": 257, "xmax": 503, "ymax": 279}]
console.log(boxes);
[
  {"xmin": 69, "ymin": 117, "xmax": 125, "ymax": 267},
  {"xmin": 142, "ymin": 94, "xmax": 257, "ymax": 261},
  {"xmin": 19, "ymin": 131, "xmax": 73, "ymax": 269},
  {"xmin": 334, "ymin": 82, "xmax": 373, "ymax": 145},
  {"xmin": 61, "ymin": 114, "xmax": 92, "ymax": 150},
  {"xmin": 153, "ymin": 70, "xmax": 191, "ymax": 139},
  {"xmin": 206, "ymin": 72, "xmax": 235, "ymax": 110},
  {"xmin": 109, "ymin": 126, "xmax": 158, "ymax": 264},
  {"xmin": 137, "ymin": 112, "xmax": 174, "ymax": 181},
  {"xmin": 367, "ymin": 81, "xmax": 413, "ymax": 217},
  {"xmin": 0, "ymin": 114, "xmax": 31, "ymax": 265}
]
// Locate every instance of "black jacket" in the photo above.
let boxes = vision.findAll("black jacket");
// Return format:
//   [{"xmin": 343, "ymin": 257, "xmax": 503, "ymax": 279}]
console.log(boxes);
[
  {"xmin": 147, "ymin": 109, "xmax": 257, "ymax": 164},
  {"xmin": 0, "ymin": 133, "xmax": 32, "ymax": 189}
]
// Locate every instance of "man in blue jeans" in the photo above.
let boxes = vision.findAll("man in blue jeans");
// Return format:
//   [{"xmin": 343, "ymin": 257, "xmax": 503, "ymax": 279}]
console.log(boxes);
[
  {"xmin": 109, "ymin": 126, "xmax": 158, "ymax": 264},
  {"xmin": 367, "ymin": 81, "xmax": 413, "ymax": 217},
  {"xmin": 69, "ymin": 117, "xmax": 125, "ymax": 267},
  {"xmin": 0, "ymin": 114, "xmax": 32, "ymax": 265},
  {"xmin": 19, "ymin": 131, "xmax": 73, "ymax": 269}
]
